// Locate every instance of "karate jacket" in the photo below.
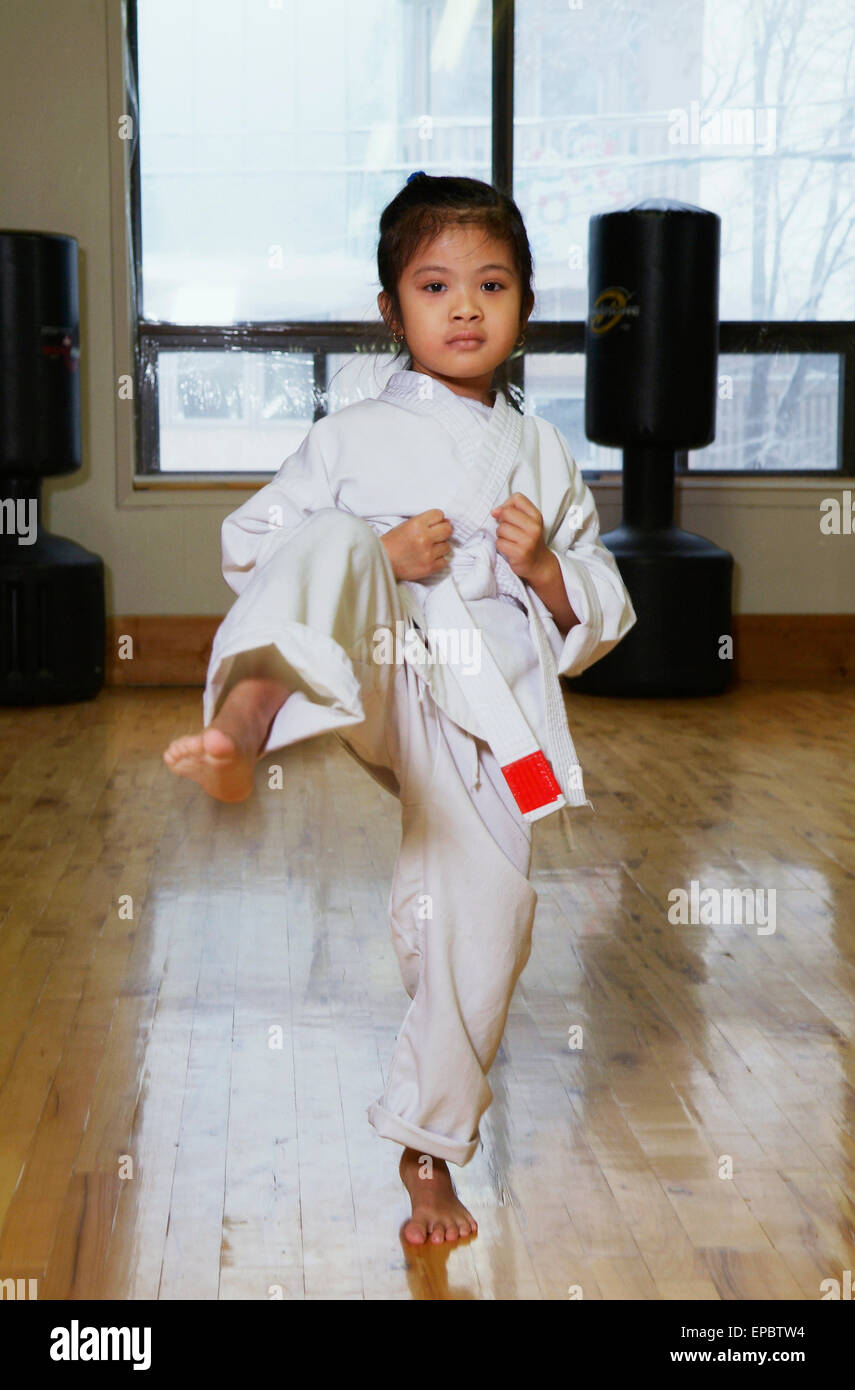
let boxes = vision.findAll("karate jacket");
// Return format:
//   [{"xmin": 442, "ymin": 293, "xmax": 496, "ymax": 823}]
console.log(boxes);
[{"xmin": 218, "ymin": 368, "xmax": 637, "ymax": 821}]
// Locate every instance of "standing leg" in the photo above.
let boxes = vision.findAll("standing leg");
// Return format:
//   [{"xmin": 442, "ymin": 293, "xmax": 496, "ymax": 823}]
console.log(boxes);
[{"xmin": 366, "ymin": 668, "xmax": 538, "ymax": 1170}]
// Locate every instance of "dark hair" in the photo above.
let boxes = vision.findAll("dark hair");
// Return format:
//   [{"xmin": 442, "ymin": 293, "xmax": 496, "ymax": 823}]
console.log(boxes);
[{"xmin": 376, "ymin": 173, "xmax": 535, "ymax": 404}]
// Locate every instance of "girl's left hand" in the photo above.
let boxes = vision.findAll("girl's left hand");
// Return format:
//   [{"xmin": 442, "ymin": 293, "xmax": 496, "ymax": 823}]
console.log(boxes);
[{"xmin": 491, "ymin": 493, "xmax": 551, "ymax": 584}]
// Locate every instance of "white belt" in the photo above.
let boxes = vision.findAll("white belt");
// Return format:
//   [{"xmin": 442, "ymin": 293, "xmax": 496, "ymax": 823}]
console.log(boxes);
[{"xmin": 403, "ymin": 532, "xmax": 589, "ymax": 824}]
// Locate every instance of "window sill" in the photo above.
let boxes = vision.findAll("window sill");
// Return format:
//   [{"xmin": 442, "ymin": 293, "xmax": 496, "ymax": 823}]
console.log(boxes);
[
  {"xmin": 584, "ymin": 473, "xmax": 851, "ymax": 493},
  {"xmin": 120, "ymin": 469, "xmax": 853, "ymax": 509},
  {"xmin": 132, "ymin": 474, "xmax": 277, "ymax": 491}
]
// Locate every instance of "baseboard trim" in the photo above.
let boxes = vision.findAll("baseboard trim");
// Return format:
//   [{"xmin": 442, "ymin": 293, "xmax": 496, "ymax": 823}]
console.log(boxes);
[{"xmin": 105, "ymin": 613, "xmax": 855, "ymax": 686}]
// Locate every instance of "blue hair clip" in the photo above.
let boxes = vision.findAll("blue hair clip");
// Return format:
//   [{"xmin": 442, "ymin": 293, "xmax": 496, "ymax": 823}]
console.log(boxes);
[{"xmin": 407, "ymin": 170, "xmax": 427, "ymax": 184}]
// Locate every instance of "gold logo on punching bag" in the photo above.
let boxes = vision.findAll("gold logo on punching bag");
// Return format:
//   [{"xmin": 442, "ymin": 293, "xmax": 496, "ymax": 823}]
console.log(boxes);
[{"xmin": 589, "ymin": 287, "xmax": 640, "ymax": 335}]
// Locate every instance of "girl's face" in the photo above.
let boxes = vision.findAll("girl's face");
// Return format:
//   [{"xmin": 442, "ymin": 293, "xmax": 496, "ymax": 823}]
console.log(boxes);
[{"xmin": 379, "ymin": 224, "xmax": 531, "ymax": 403}]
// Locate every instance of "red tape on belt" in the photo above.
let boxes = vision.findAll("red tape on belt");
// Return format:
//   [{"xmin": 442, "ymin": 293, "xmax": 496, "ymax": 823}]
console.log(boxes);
[{"xmin": 501, "ymin": 750, "xmax": 563, "ymax": 814}]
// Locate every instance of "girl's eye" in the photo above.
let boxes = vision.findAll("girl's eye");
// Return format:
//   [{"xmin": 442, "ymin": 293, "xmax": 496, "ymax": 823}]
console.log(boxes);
[{"xmin": 420, "ymin": 281, "xmax": 506, "ymax": 293}]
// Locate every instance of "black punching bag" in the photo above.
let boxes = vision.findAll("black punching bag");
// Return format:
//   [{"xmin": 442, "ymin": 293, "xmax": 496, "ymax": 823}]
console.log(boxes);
[
  {"xmin": 0, "ymin": 231, "xmax": 105, "ymax": 704},
  {"xmin": 567, "ymin": 199, "xmax": 734, "ymax": 697}
]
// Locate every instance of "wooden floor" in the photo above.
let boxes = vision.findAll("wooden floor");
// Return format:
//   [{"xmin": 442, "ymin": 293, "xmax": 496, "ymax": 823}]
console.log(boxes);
[{"xmin": 0, "ymin": 679, "xmax": 853, "ymax": 1300}]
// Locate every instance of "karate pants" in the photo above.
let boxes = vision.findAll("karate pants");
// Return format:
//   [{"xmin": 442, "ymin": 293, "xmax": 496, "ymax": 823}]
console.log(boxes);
[{"xmin": 203, "ymin": 509, "xmax": 538, "ymax": 1166}]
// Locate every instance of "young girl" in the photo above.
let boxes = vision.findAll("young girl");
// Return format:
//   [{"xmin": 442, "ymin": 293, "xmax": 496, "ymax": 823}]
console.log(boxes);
[{"xmin": 163, "ymin": 173, "xmax": 636, "ymax": 1248}]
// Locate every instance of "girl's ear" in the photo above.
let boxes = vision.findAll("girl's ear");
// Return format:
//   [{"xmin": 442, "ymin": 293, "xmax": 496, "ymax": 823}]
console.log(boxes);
[{"xmin": 377, "ymin": 290, "xmax": 399, "ymax": 337}]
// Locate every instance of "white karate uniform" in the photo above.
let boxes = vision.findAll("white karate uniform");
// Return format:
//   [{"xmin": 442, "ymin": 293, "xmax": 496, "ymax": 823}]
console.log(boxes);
[{"xmin": 202, "ymin": 368, "xmax": 636, "ymax": 1166}]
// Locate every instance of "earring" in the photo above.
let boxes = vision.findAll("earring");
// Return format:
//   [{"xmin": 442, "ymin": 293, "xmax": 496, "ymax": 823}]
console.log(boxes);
[
  {"xmin": 392, "ymin": 329, "xmax": 404, "ymax": 343},
  {"xmin": 516, "ymin": 331, "xmax": 526, "ymax": 347}
]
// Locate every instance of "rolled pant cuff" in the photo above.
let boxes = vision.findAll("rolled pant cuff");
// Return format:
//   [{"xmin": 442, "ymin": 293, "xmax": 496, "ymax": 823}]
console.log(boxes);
[{"xmin": 367, "ymin": 1101, "xmax": 480, "ymax": 1167}]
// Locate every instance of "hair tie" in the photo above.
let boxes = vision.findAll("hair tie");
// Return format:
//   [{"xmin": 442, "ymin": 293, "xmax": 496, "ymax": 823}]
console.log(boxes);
[{"xmin": 407, "ymin": 170, "xmax": 427, "ymax": 184}]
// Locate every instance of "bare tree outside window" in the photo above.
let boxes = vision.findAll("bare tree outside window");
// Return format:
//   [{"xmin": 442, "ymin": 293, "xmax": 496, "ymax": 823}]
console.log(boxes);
[
  {"xmin": 516, "ymin": 0, "xmax": 854, "ymax": 471},
  {"xmin": 129, "ymin": 0, "xmax": 854, "ymax": 477}
]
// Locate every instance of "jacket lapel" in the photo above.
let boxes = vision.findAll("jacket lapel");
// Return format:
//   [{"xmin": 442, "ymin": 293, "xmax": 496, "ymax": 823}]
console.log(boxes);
[
  {"xmin": 376, "ymin": 370, "xmax": 587, "ymax": 818},
  {"xmin": 377, "ymin": 369, "xmax": 523, "ymax": 538}
]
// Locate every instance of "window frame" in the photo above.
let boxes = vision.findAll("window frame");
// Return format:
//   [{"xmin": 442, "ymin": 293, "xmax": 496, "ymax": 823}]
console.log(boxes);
[{"xmin": 126, "ymin": 0, "xmax": 855, "ymax": 485}]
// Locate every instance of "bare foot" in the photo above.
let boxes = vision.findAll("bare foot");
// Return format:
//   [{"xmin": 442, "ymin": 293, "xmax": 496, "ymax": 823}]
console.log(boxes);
[
  {"xmin": 399, "ymin": 1147, "xmax": 478, "ymax": 1246},
  {"xmin": 163, "ymin": 670, "xmax": 291, "ymax": 802},
  {"xmin": 162, "ymin": 726, "xmax": 258, "ymax": 802}
]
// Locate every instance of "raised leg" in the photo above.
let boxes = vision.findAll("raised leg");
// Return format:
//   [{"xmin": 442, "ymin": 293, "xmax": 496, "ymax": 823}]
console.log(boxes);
[
  {"xmin": 163, "ymin": 647, "xmax": 291, "ymax": 801},
  {"xmin": 167, "ymin": 509, "xmax": 406, "ymax": 797}
]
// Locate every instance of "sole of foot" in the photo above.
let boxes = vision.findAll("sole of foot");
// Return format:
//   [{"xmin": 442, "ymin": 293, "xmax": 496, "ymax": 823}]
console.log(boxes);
[{"xmin": 162, "ymin": 726, "xmax": 256, "ymax": 802}]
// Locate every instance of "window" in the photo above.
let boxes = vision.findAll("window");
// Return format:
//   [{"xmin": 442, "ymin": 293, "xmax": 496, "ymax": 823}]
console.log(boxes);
[{"xmin": 127, "ymin": 0, "xmax": 855, "ymax": 479}]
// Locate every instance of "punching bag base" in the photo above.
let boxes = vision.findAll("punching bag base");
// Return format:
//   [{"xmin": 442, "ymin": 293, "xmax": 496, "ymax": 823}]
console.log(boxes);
[
  {"xmin": 566, "ymin": 523, "xmax": 734, "ymax": 698},
  {"xmin": 0, "ymin": 532, "xmax": 105, "ymax": 705}
]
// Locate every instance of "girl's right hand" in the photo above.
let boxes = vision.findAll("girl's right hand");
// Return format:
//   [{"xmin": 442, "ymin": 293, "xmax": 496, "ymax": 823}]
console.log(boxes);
[{"xmin": 380, "ymin": 509, "xmax": 453, "ymax": 581}]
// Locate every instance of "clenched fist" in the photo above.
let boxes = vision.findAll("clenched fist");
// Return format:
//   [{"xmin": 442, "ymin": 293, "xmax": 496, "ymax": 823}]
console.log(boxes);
[
  {"xmin": 490, "ymin": 492, "xmax": 552, "ymax": 584},
  {"xmin": 380, "ymin": 509, "xmax": 453, "ymax": 581}
]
